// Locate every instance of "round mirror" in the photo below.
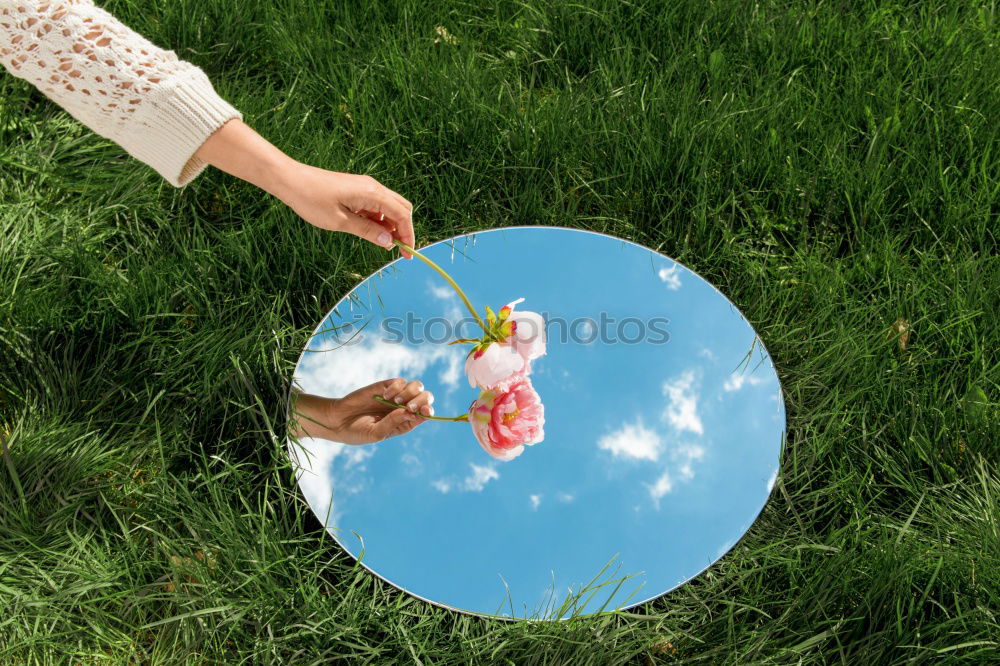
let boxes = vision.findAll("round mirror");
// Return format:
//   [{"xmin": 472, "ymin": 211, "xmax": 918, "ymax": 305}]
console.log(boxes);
[{"xmin": 286, "ymin": 227, "xmax": 785, "ymax": 619}]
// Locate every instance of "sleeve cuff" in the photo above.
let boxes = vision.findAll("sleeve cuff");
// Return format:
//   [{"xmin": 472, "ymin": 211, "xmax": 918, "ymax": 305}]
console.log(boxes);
[{"xmin": 116, "ymin": 64, "xmax": 243, "ymax": 187}]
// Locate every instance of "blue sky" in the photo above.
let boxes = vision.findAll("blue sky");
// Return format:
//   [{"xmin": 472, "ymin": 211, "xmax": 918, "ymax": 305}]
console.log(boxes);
[{"xmin": 290, "ymin": 227, "xmax": 785, "ymax": 619}]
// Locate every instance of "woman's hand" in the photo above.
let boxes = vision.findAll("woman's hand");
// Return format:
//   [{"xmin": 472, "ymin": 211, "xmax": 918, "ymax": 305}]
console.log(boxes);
[
  {"xmin": 276, "ymin": 163, "xmax": 415, "ymax": 258},
  {"xmin": 194, "ymin": 119, "xmax": 415, "ymax": 258},
  {"xmin": 291, "ymin": 378, "xmax": 434, "ymax": 446}
]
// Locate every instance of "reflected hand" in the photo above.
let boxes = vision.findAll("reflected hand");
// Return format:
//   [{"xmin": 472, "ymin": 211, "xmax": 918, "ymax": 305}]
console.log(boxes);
[
  {"xmin": 277, "ymin": 164, "xmax": 415, "ymax": 258},
  {"xmin": 291, "ymin": 378, "xmax": 435, "ymax": 446}
]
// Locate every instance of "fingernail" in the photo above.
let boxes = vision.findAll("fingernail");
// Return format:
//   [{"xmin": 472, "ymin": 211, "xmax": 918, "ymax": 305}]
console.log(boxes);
[
  {"xmin": 408, "ymin": 402, "xmax": 417, "ymax": 412},
  {"xmin": 377, "ymin": 231, "xmax": 392, "ymax": 247},
  {"xmin": 394, "ymin": 396, "xmax": 404, "ymax": 404}
]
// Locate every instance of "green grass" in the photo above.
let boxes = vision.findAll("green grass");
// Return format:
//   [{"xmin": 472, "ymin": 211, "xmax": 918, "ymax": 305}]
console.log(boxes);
[{"xmin": 1, "ymin": 0, "xmax": 998, "ymax": 661}]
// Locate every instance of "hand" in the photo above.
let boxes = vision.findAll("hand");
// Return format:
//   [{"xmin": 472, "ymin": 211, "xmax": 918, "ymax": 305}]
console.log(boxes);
[
  {"xmin": 193, "ymin": 119, "xmax": 415, "ymax": 258},
  {"xmin": 276, "ymin": 163, "xmax": 415, "ymax": 258},
  {"xmin": 291, "ymin": 378, "xmax": 435, "ymax": 446}
]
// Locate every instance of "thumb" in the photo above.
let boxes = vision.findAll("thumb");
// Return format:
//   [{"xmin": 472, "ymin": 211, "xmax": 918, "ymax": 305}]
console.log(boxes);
[
  {"xmin": 373, "ymin": 408, "xmax": 419, "ymax": 440},
  {"xmin": 341, "ymin": 209, "xmax": 395, "ymax": 250}
]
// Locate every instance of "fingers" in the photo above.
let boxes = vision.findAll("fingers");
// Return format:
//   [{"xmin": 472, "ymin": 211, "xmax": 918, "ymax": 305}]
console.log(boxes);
[
  {"xmin": 386, "ymin": 190, "xmax": 415, "ymax": 259},
  {"xmin": 394, "ymin": 380, "xmax": 425, "ymax": 410},
  {"xmin": 350, "ymin": 177, "xmax": 414, "ymax": 259},
  {"xmin": 380, "ymin": 378, "xmax": 408, "ymax": 401},
  {"xmin": 372, "ymin": 408, "xmax": 422, "ymax": 440},
  {"xmin": 357, "ymin": 209, "xmax": 414, "ymax": 261},
  {"xmin": 405, "ymin": 389, "xmax": 435, "ymax": 417},
  {"xmin": 341, "ymin": 209, "xmax": 396, "ymax": 250},
  {"xmin": 380, "ymin": 378, "xmax": 434, "ymax": 417}
]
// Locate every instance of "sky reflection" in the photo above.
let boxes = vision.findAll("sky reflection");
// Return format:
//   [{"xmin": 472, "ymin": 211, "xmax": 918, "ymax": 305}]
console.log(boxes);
[{"xmin": 288, "ymin": 227, "xmax": 785, "ymax": 619}]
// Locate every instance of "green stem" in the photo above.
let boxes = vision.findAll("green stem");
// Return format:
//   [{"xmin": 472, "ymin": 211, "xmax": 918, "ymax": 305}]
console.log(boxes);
[
  {"xmin": 393, "ymin": 240, "xmax": 487, "ymax": 333},
  {"xmin": 372, "ymin": 395, "xmax": 469, "ymax": 422}
]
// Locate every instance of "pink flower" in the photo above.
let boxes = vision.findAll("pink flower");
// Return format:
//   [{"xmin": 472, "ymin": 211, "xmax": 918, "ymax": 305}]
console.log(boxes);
[
  {"xmin": 465, "ymin": 342, "xmax": 525, "ymax": 389},
  {"xmin": 501, "ymin": 298, "xmax": 546, "ymax": 364},
  {"xmin": 469, "ymin": 376, "xmax": 545, "ymax": 461},
  {"xmin": 465, "ymin": 298, "xmax": 546, "ymax": 389}
]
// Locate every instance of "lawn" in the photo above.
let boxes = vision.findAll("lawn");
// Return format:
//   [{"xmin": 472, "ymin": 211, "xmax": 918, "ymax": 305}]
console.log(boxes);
[{"xmin": 1, "ymin": 0, "xmax": 998, "ymax": 662}]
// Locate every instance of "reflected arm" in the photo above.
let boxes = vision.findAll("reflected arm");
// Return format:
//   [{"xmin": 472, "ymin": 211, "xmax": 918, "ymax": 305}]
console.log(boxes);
[
  {"xmin": 289, "ymin": 390, "xmax": 342, "ymax": 442},
  {"xmin": 288, "ymin": 378, "xmax": 433, "ymax": 446}
]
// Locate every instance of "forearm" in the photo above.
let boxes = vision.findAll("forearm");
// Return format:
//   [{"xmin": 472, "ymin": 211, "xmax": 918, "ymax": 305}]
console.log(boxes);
[
  {"xmin": 289, "ymin": 391, "xmax": 340, "ymax": 441},
  {"xmin": 194, "ymin": 118, "xmax": 299, "ymax": 199}
]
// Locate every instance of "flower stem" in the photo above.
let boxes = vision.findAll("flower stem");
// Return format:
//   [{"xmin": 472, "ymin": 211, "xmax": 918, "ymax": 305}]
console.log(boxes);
[
  {"xmin": 372, "ymin": 395, "xmax": 469, "ymax": 422},
  {"xmin": 393, "ymin": 240, "xmax": 487, "ymax": 333}
]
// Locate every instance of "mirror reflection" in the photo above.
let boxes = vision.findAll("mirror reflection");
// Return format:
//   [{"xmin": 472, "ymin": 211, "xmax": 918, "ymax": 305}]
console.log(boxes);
[{"xmin": 287, "ymin": 227, "xmax": 785, "ymax": 619}]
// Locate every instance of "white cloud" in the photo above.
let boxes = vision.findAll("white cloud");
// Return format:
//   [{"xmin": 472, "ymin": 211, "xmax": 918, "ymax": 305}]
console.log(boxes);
[
  {"xmin": 723, "ymin": 372, "xmax": 763, "ymax": 392},
  {"xmin": 432, "ymin": 462, "xmax": 500, "ymax": 494},
  {"xmin": 400, "ymin": 452, "xmax": 423, "ymax": 477},
  {"xmin": 295, "ymin": 334, "xmax": 465, "ymax": 400},
  {"xmin": 600, "ymin": 375, "xmax": 708, "ymax": 511},
  {"xmin": 647, "ymin": 470, "xmax": 673, "ymax": 508},
  {"xmin": 287, "ymin": 437, "xmax": 376, "ymax": 526},
  {"xmin": 341, "ymin": 444, "xmax": 375, "ymax": 469},
  {"xmin": 698, "ymin": 347, "xmax": 717, "ymax": 361},
  {"xmin": 675, "ymin": 442, "xmax": 705, "ymax": 461},
  {"xmin": 598, "ymin": 420, "xmax": 663, "ymax": 461},
  {"xmin": 662, "ymin": 370, "xmax": 704, "ymax": 435},
  {"xmin": 529, "ymin": 494, "xmax": 542, "ymax": 510},
  {"xmin": 657, "ymin": 264, "xmax": 682, "ymax": 290},
  {"xmin": 672, "ymin": 444, "xmax": 705, "ymax": 485},
  {"xmin": 646, "ymin": 442, "xmax": 707, "ymax": 509},
  {"xmin": 428, "ymin": 282, "xmax": 454, "ymax": 300},
  {"xmin": 288, "ymin": 438, "xmax": 339, "ymax": 525},
  {"xmin": 463, "ymin": 462, "xmax": 499, "ymax": 491},
  {"xmin": 439, "ymin": 351, "xmax": 463, "ymax": 389},
  {"xmin": 557, "ymin": 492, "xmax": 574, "ymax": 503}
]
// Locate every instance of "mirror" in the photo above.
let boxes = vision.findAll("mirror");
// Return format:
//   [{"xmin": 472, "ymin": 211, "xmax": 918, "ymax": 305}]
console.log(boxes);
[{"xmin": 286, "ymin": 227, "xmax": 785, "ymax": 619}]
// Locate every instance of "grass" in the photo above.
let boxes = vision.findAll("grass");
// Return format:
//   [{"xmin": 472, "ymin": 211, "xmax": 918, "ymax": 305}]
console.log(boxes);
[{"xmin": 1, "ymin": 0, "xmax": 998, "ymax": 662}]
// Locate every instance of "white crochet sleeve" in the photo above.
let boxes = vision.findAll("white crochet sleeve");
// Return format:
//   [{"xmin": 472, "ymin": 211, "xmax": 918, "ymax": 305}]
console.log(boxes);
[{"xmin": 0, "ymin": 0, "xmax": 243, "ymax": 187}]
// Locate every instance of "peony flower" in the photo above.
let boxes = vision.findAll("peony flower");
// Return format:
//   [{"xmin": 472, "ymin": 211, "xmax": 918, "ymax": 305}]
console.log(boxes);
[
  {"xmin": 465, "ymin": 298, "xmax": 546, "ymax": 388},
  {"xmin": 469, "ymin": 376, "xmax": 545, "ymax": 461},
  {"xmin": 465, "ymin": 341, "xmax": 525, "ymax": 389},
  {"xmin": 373, "ymin": 241, "xmax": 548, "ymax": 461},
  {"xmin": 500, "ymin": 298, "xmax": 546, "ymax": 364}
]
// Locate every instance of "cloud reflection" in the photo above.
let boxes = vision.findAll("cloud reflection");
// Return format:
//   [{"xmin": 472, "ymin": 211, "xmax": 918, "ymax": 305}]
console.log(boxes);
[
  {"xmin": 432, "ymin": 462, "xmax": 500, "ymax": 493},
  {"xmin": 288, "ymin": 437, "xmax": 376, "ymax": 528},
  {"xmin": 723, "ymin": 372, "xmax": 763, "ymax": 392},
  {"xmin": 658, "ymin": 264, "xmax": 682, "ymax": 290},
  {"xmin": 296, "ymin": 335, "xmax": 464, "ymax": 399},
  {"xmin": 662, "ymin": 370, "xmax": 704, "ymax": 435},
  {"xmin": 597, "ymin": 420, "xmax": 662, "ymax": 461}
]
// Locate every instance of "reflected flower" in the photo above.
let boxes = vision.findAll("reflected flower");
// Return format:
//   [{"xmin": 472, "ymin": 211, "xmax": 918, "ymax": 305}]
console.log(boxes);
[
  {"xmin": 465, "ymin": 298, "xmax": 546, "ymax": 389},
  {"xmin": 465, "ymin": 340, "xmax": 525, "ymax": 389},
  {"xmin": 380, "ymin": 242, "xmax": 549, "ymax": 461},
  {"xmin": 469, "ymin": 376, "xmax": 545, "ymax": 461}
]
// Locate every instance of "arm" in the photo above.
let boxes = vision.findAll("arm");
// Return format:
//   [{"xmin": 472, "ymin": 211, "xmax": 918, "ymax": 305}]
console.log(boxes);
[
  {"xmin": 0, "ymin": 1, "xmax": 415, "ymax": 252},
  {"xmin": 290, "ymin": 378, "xmax": 434, "ymax": 446},
  {"xmin": 194, "ymin": 118, "xmax": 415, "ymax": 255},
  {"xmin": 0, "ymin": 0, "xmax": 241, "ymax": 187}
]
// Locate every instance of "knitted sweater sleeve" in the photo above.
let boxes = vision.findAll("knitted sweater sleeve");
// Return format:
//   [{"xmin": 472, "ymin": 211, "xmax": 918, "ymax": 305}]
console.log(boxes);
[{"xmin": 0, "ymin": 0, "xmax": 243, "ymax": 187}]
